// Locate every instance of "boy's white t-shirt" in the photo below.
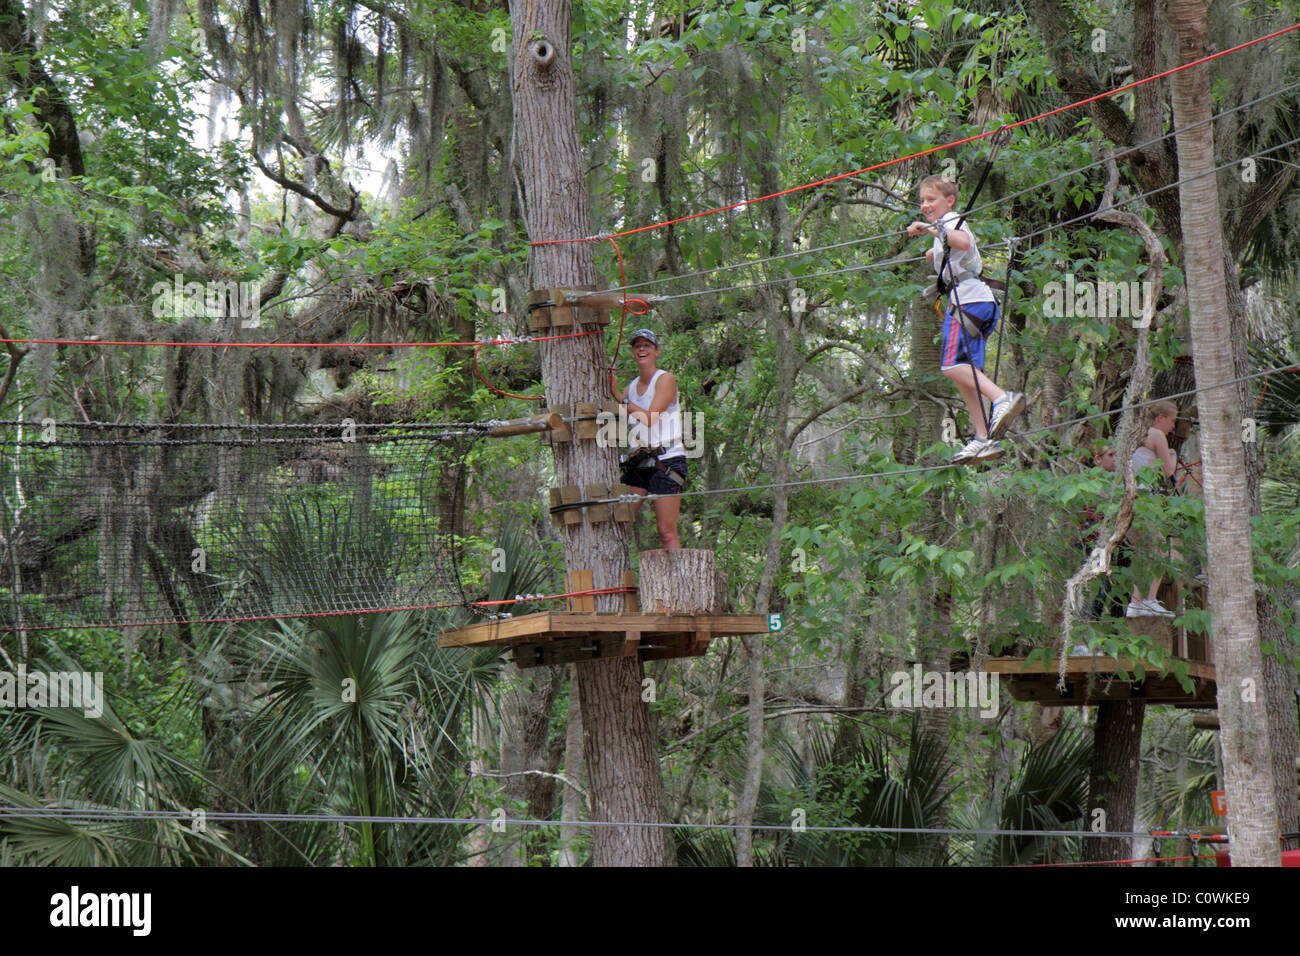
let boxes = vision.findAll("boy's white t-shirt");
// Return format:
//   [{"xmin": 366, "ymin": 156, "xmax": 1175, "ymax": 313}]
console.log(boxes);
[{"xmin": 931, "ymin": 211, "xmax": 995, "ymax": 305}]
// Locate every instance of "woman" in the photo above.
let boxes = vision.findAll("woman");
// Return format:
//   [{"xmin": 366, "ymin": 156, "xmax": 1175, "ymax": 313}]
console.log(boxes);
[{"xmin": 606, "ymin": 328, "xmax": 686, "ymax": 550}]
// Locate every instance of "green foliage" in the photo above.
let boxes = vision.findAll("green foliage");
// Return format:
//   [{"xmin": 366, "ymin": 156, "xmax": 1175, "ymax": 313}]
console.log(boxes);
[{"xmin": 952, "ymin": 727, "xmax": 1091, "ymax": 866}]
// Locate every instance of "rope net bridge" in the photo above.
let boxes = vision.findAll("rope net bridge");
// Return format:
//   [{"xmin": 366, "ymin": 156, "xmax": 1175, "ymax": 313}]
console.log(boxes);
[{"xmin": 0, "ymin": 418, "xmax": 548, "ymax": 633}]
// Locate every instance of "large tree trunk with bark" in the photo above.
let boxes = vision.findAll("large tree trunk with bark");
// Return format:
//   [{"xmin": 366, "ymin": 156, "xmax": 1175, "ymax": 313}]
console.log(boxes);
[
  {"xmin": 498, "ymin": 667, "xmax": 562, "ymax": 866},
  {"xmin": 1084, "ymin": 701, "xmax": 1145, "ymax": 863},
  {"xmin": 639, "ymin": 550, "xmax": 717, "ymax": 612},
  {"xmin": 511, "ymin": 0, "xmax": 668, "ymax": 867},
  {"xmin": 1165, "ymin": 0, "xmax": 1280, "ymax": 865}
]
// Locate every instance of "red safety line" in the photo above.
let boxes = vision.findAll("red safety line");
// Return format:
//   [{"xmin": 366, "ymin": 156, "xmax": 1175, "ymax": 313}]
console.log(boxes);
[
  {"xmin": 0, "ymin": 329, "xmax": 605, "ymax": 350},
  {"xmin": 1174, "ymin": 458, "xmax": 1203, "ymax": 490},
  {"xmin": 1016, "ymin": 854, "xmax": 1201, "ymax": 867},
  {"xmin": 532, "ymin": 22, "xmax": 1300, "ymax": 246},
  {"xmin": 473, "ymin": 342, "xmax": 543, "ymax": 401},
  {"xmin": 608, "ymin": 237, "xmax": 649, "ymax": 359},
  {"xmin": 0, "ymin": 586, "xmax": 640, "ymax": 634}
]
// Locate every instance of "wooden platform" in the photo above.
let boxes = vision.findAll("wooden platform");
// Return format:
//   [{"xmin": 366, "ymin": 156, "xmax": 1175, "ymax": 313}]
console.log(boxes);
[
  {"xmin": 987, "ymin": 655, "xmax": 1218, "ymax": 708},
  {"xmin": 437, "ymin": 611, "xmax": 772, "ymax": 668}
]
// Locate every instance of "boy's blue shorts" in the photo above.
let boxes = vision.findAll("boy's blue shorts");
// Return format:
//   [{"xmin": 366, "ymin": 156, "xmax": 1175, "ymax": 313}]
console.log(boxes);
[{"xmin": 940, "ymin": 301, "xmax": 999, "ymax": 371}]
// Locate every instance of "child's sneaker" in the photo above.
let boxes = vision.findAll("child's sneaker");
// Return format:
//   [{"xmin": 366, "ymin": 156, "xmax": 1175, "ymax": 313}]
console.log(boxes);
[
  {"xmin": 1141, "ymin": 598, "xmax": 1175, "ymax": 618},
  {"xmin": 989, "ymin": 392, "xmax": 1026, "ymax": 439},
  {"xmin": 951, "ymin": 437, "xmax": 987, "ymax": 464}
]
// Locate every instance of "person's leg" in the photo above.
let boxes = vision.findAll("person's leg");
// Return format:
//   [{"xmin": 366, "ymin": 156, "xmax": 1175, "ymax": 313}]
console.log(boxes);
[
  {"xmin": 942, "ymin": 366, "xmax": 998, "ymax": 438},
  {"xmin": 654, "ymin": 495, "xmax": 681, "ymax": 550},
  {"xmin": 629, "ymin": 485, "xmax": 649, "ymax": 515}
]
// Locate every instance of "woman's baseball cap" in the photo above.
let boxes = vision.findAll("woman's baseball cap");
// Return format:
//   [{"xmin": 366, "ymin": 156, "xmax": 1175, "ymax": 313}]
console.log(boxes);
[{"xmin": 629, "ymin": 329, "xmax": 658, "ymax": 347}]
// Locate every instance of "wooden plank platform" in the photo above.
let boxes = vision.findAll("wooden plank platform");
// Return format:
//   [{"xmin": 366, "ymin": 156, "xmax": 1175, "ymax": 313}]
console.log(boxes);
[
  {"xmin": 437, "ymin": 611, "xmax": 771, "ymax": 668},
  {"xmin": 987, "ymin": 655, "xmax": 1217, "ymax": 708}
]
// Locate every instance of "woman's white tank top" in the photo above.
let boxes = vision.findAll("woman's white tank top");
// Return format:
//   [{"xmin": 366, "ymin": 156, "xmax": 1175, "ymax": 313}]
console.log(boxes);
[{"xmin": 627, "ymin": 369, "xmax": 685, "ymax": 460}]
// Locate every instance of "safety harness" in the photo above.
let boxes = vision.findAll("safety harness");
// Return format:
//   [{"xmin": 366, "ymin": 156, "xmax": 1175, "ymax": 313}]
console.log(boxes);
[{"xmin": 620, "ymin": 446, "xmax": 685, "ymax": 487}]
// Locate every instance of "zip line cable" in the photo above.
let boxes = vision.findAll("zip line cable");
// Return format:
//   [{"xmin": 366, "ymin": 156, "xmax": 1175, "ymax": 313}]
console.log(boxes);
[
  {"xmin": 517, "ymin": 132, "xmax": 1300, "ymax": 311},
  {"xmin": 0, "ymin": 805, "xmax": 1210, "ymax": 840},
  {"xmin": 530, "ymin": 21, "xmax": 1300, "ymax": 248},
  {"xmin": 617, "ymin": 134, "xmax": 1300, "ymax": 304},
  {"xmin": 654, "ymin": 253, "xmax": 929, "ymax": 301},
  {"xmin": 573, "ymin": 360, "xmax": 1300, "ymax": 509},
  {"xmin": 600, "ymin": 77, "xmax": 1300, "ymax": 299},
  {"xmin": 3, "ymin": 81, "xmax": 1296, "ymax": 349},
  {"xmin": 1001, "ymin": 134, "xmax": 1300, "ymax": 248}
]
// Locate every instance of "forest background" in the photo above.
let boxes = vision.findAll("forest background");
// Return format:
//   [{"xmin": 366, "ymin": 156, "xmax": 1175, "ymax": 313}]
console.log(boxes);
[{"xmin": 0, "ymin": 0, "xmax": 1298, "ymax": 866}]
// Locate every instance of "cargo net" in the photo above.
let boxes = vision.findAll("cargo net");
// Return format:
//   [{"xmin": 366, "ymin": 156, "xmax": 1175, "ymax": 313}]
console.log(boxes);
[{"xmin": 0, "ymin": 421, "xmax": 490, "ymax": 633}]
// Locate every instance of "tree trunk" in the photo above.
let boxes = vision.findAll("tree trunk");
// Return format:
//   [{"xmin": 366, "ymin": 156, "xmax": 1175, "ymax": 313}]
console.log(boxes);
[
  {"xmin": 1225, "ymin": 266, "xmax": 1300, "ymax": 849},
  {"xmin": 498, "ymin": 667, "xmax": 561, "ymax": 866},
  {"xmin": 1084, "ymin": 700, "xmax": 1145, "ymax": 863},
  {"xmin": 558, "ymin": 669, "xmax": 585, "ymax": 867},
  {"xmin": 511, "ymin": 0, "xmax": 667, "ymax": 866},
  {"xmin": 639, "ymin": 549, "xmax": 717, "ymax": 612},
  {"xmin": 1165, "ymin": 0, "xmax": 1280, "ymax": 865}
]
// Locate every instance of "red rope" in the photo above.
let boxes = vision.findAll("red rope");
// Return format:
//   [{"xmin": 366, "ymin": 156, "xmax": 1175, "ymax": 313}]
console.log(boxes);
[
  {"xmin": 607, "ymin": 237, "xmax": 649, "ymax": 363},
  {"xmin": 1, "ymin": 586, "xmax": 640, "ymax": 633},
  {"xmin": 531, "ymin": 22, "xmax": 1300, "ymax": 247},
  {"xmin": 1174, "ymin": 458, "xmax": 1203, "ymax": 490},
  {"xmin": 1016, "ymin": 854, "xmax": 1202, "ymax": 867},
  {"xmin": 1255, "ymin": 374, "xmax": 1269, "ymax": 409},
  {"xmin": 473, "ymin": 343, "xmax": 543, "ymax": 401},
  {"xmin": 0, "ymin": 329, "xmax": 604, "ymax": 350}
]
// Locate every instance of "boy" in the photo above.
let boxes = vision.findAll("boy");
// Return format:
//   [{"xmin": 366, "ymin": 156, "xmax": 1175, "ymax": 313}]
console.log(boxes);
[{"xmin": 907, "ymin": 175, "xmax": 1026, "ymax": 463}]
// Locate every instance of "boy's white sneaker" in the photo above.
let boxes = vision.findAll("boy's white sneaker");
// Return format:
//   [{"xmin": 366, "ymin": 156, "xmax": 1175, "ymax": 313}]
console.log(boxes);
[
  {"xmin": 951, "ymin": 437, "xmax": 986, "ymax": 464},
  {"xmin": 989, "ymin": 392, "xmax": 1026, "ymax": 439}
]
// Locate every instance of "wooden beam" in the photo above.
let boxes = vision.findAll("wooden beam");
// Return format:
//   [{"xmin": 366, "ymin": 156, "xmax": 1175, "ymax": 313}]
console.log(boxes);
[
  {"xmin": 571, "ymin": 569, "xmax": 595, "ymax": 612},
  {"xmin": 437, "ymin": 611, "xmax": 772, "ymax": 649},
  {"xmin": 487, "ymin": 412, "xmax": 564, "ymax": 438},
  {"xmin": 623, "ymin": 570, "xmax": 639, "ymax": 612},
  {"xmin": 987, "ymin": 655, "xmax": 1218, "ymax": 708},
  {"xmin": 986, "ymin": 655, "xmax": 1216, "ymax": 682}
]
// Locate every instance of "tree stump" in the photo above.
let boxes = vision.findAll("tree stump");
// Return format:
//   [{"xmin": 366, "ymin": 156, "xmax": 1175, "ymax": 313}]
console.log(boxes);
[{"xmin": 639, "ymin": 549, "xmax": 717, "ymax": 613}]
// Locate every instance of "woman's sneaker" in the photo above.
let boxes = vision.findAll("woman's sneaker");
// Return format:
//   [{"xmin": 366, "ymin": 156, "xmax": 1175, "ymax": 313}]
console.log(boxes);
[
  {"xmin": 989, "ymin": 392, "xmax": 1026, "ymax": 439},
  {"xmin": 1125, "ymin": 601, "xmax": 1150, "ymax": 618},
  {"xmin": 973, "ymin": 439, "xmax": 1004, "ymax": 462}
]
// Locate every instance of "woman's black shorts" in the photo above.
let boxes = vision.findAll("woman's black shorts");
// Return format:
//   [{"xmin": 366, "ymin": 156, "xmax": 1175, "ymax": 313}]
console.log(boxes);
[{"xmin": 624, "ymin": 456, "xmax": 688, "ymax": 495}]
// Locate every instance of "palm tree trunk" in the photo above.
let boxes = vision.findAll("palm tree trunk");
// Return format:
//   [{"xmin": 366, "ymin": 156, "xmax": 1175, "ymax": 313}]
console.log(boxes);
[{"xmin": 1165, "ymin": 0, "xmax": 1280, "ymax": 865}]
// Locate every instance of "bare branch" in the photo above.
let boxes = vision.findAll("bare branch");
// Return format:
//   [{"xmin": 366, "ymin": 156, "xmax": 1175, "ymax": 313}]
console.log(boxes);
[{"xmin": 251, "ymin": 149, "xmax": 358, "ymax": 221}]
